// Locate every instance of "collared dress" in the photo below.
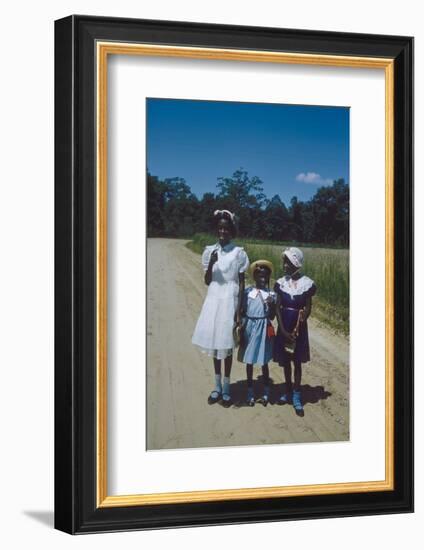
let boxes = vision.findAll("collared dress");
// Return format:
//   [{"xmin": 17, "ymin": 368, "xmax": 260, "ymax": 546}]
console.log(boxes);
[
  {"xmin": 237, "ymin": 287, "xmax": 276, "ymax": 365},
  {"xmin": 192, "ymin": 241, "xmax": 250, "ymax": 360},
  {"xmin": 273, "ymin": 275, "xmax": 316, "ymax": 366}
]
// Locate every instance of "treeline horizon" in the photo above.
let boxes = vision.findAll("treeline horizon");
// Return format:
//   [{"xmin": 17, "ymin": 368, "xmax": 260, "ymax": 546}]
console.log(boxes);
[{"xmin": 147, "ymin": 168, "xmax": 349, "ymax": 247}]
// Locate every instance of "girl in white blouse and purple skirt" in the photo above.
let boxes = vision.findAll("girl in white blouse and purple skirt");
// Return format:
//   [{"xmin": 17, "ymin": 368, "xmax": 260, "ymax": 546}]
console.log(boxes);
[{"xmin": 274, "ymin": 247, "xmax": 316, "ymax": 416}]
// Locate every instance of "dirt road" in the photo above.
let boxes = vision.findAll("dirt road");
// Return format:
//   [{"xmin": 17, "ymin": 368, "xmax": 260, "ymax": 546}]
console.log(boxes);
[{"xmin": 147, "ymin": 238, "xmax": 349, "ymax": 450}]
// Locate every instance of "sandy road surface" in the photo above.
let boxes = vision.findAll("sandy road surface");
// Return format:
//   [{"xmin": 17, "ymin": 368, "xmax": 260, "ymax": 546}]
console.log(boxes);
[{"xmin": 147, "ymin": 238, "xmax": 349, "ymax": 450}]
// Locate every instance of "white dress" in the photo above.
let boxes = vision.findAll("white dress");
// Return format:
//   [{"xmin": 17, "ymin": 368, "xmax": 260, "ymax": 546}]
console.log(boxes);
[{"xmin": 192, "ymin": 242, "xmax": 250, "ymax": 359}]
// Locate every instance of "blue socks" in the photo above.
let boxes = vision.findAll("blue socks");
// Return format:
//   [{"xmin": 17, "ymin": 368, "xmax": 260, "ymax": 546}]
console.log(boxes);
[
  {"xmin": 214, "ymin": 374, "xmax": 222, "ymax": 394},
  {"xmin": 223, "ymin": 376, "xmax": 231, "ymax": 399},
  {"xmin": 292, "ymin": 390, "xmax": 303, "ymax": 410}
]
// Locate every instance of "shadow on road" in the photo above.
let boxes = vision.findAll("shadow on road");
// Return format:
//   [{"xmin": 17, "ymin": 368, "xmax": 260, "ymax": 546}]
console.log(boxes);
[{"xmin": 229, "ymin": 377, "xmax": 331, "ymax": 407}]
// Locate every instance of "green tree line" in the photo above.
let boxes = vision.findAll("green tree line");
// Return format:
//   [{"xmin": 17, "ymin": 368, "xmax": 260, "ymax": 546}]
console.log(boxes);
[{"xmin": 147, "ymin": 168, "xmax": 349, "ymax": 246}]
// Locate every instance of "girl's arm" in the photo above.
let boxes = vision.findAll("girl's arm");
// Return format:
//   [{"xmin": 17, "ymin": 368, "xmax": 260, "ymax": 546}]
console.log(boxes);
[
  {"xmin": 204, "ymin": 250, "xmax": 218, "ymax": 286},
  {"xmin": 236, "ymin": 272, "xmax": 245, "ymax": 324},
  {"xmin": 275, "ymin": 293, "xmax": 295, "ymax": 341},
  {"xmin": 265, "ymin": 292, "xmax": 277, "ymax": 321},
  {"xmin": 267, "ymin": 298, "xmax": 276, "ymax": 321},
  {"xmin": 275, "ymin": 294, "xmax": 286, "ymax": 334},
  {"xmin": 299, "ymin": 296, "xmax": 312, "ymax": 323}
]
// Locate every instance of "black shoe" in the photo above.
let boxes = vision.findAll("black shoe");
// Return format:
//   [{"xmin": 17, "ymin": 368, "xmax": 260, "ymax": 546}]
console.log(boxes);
[
  {"xmin": 277, "ymin": 393, "xmax": 291, "ymax": 405},
  {"xmin": 208, "ymin": 390, "xmax": 221, "ymax": 405},
  {"xmin": 256, "ymin": 395, "xmax": 269, "ymax": 407},
  {"xmin": 222, "ymin": 394, "xmax": 232, "ymax": 408}
]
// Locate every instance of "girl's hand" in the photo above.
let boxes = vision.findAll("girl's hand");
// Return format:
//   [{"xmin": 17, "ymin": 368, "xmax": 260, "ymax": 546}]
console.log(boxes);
[
  {"xmin": 209, "ymin": 250, "xmax": 218, "ymax": 265},
  {"xmin": 283, "ymin": 330, "xmax": 295, "ymax": 343},
  {"xmin": 299, "ymin": 309, "xmax": 306, "ymax": 323},
  {"xmin": 265, "ymin": 295, "xmax": 274, "ymax": 306}
]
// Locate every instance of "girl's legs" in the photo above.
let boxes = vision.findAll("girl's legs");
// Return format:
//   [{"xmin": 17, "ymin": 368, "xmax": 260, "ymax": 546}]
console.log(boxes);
[
  {"xmin": 257, "ymin": 364, "xmax": 270, "ymax": 406},
  {"xmin": 224, "ymin": 355, "xmax": 232, "ymax": 377},
  {"xmin": 278, "ymin": 361, "xmax": 293, "ymax": 404},
  {"xmin": 293, "ymin": 360, "xmax": 302, "ymax": 391},
  {"xmin": 246, "ymin": 364, "xmax": 254, "ymax": 405},
  {"xmin": 209, "ymin": 355, "xmax": 234, "ymax": 405},
  {"xmin": 222, "ymin": 355, "xmax": 233, "ymax": 407},
  {"xmin": 246, "ymin": 364, "xmax": 253, "ymax": 385},
  {"xmin": 292, "ymin": 360, "xmax": 304, "ymax": 416},
  {"xmin": 208, "ymin": 359, "xmax": 222, "ymax": 404},
  {"xmin": 262, "ymin": 364, "xmax": 270, "ymax": 386},
  {"xmin": 213, "ymin": 355, "xmax": 232, "ymax": 376},
  {"xmin": 283, "ymin": 363, "xmax": 293, "ymax": 395}
]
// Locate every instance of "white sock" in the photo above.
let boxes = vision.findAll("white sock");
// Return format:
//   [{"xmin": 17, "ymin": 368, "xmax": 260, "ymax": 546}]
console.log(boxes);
[{"xmin": 214, "ymin": 374, "xmax": 222, "ymax": 393}]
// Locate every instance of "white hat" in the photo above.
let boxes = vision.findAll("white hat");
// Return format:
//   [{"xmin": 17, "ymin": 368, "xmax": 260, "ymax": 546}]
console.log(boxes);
[
  {"xmin": 283, "ymin": 247, "xmax": 304, "ymax": 268},
  {"xmin": 250, "ymin": 259, "xmax": 274, "ymax": 276}
]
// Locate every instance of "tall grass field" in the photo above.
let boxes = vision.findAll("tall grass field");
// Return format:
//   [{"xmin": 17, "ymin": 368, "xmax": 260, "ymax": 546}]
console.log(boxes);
[{"xmin": 186, "ymin": 233, "xmax": 349, "ymax": 335}]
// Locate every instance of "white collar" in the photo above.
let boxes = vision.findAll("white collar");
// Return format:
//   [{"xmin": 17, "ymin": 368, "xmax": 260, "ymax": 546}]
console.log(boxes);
[
  {"xmin": 248, "ymin": 287, "xmax": 271, "ymax": 299},
  {"xmin": 277, "ymin": 275, "xmax": 314, "ymax": 296}
]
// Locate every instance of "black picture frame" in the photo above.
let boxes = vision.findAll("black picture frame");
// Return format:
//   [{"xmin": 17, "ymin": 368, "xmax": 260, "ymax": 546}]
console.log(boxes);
[{"xmin": 55, "ymin": 14, "xmax": 414, "ymax": 534}]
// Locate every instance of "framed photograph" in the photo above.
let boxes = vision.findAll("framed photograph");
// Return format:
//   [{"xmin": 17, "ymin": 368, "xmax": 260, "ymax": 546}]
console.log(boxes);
[{"xmin": 54, "ymin": 15, "xmax": 413, "ymax": 534}]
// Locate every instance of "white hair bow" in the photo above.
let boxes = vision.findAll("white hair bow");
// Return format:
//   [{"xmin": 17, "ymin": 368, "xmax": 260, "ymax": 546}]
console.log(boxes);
[{"xmin": 214, "ymin": 209, "xmax": 235, "ymax": 221}]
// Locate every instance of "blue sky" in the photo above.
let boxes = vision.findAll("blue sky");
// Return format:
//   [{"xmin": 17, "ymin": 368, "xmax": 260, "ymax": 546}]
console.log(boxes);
[{"xmin": 146, "ymin": 98, "xmax": 349, "ymax": 205}]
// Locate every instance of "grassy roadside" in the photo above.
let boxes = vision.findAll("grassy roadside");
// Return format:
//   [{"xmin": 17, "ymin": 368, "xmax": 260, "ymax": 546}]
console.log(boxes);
[{"xmin": 186, "ymin": 233, "xmax": 349, "ymax": 336}]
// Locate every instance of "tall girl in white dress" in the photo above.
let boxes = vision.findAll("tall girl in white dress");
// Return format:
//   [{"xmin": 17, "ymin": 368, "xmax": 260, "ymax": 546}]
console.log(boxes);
[{"xmin": 192, "ymin": 210, "xmax": 249, "ymax": 407}]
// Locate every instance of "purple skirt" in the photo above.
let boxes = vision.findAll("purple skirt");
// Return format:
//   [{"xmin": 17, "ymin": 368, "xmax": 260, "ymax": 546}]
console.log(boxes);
[{"xmin": 273, "ymin": 307, "xmax": 311, "ymax": 366}]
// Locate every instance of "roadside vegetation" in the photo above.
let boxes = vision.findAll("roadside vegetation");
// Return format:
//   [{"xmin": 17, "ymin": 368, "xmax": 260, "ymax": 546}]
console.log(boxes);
[
  {"xmin": 187, "ymin": 234, "xmax": 349, "ymax": 335},
  {"xmin": 148, "ymin": 167, "xmax": 349, "ymax": 334}
]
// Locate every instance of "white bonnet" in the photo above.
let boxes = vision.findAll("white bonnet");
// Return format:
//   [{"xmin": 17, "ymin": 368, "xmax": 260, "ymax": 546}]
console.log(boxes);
[{"xmin": 282, "ymin": 247, "xmax": 304, "ymax": 268}]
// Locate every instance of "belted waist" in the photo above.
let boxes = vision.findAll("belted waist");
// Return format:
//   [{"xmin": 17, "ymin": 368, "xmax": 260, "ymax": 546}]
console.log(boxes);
[
  {"xmin": 282, "ymin": 307, "xmax": 302, "ymax": 311},
  {"xmin": 246, "ymin": 315, "xmax": 268, "ymax": 320}
]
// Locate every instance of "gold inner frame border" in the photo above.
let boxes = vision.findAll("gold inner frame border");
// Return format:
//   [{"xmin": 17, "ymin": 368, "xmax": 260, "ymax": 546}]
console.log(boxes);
[{"xmin": 96, "ymin": 42, "xmax": 395, "ymax": 508}]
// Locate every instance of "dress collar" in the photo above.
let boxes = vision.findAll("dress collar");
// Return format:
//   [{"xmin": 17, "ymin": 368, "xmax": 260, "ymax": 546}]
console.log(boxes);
[
  {"xmin": 217, "ymin": 241, "xmax": 234, "ymax": 252},
  {"xmin": 248, "ymin": 287, "xmax": 271, "ymax": 299},
  {"xmin": 277, "ymin": 275, "xmax": 313, "ymax": 296}
]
